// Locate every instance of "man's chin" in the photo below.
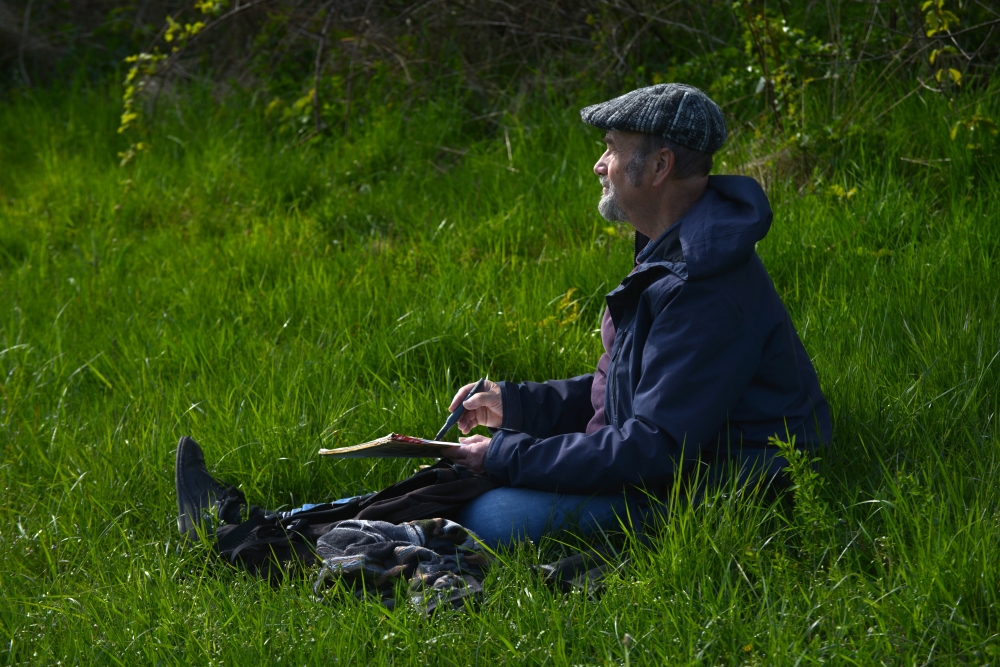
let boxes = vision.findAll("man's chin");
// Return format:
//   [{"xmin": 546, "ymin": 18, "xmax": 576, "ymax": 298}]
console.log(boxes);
[{"xmin": 598, "ymin": 196, "xmax": 628, "ymax": 223}]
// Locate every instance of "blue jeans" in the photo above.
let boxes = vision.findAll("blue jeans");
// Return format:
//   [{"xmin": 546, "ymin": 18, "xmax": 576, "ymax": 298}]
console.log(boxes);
[
  {"xmin": 455, "ymin": 487, "xmax": 644, "ymax": 549},
  {"xmin": 455, "ymin": 461, "xmax": 792, "ymax": 547},
  {"xmin": 284, "ymin": 488, "xmax": 645, "ymax": 549}
]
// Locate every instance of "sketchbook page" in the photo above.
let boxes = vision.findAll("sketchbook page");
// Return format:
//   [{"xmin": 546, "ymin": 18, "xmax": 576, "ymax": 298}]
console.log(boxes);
[{"xmin": 318, "ymin": 433, "xmax": 462, "ymax": 459}]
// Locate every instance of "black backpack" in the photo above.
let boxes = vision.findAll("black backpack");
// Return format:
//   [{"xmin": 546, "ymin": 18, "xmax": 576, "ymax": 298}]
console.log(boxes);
[{"xmin": 214, "ymin": 461, "xmax": 497, "ymax": 582}]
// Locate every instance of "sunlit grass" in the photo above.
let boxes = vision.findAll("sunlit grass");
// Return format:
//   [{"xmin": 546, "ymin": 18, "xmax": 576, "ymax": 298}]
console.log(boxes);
[{"xmin": 0, "ymin": 79, "xmax": 998, "ymax": 664}]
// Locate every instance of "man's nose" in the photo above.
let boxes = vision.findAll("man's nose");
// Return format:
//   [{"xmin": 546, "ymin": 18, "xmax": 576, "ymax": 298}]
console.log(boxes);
[{"xmin": 594, "ymin": 156, "xmax": 608, "ymax": 175}]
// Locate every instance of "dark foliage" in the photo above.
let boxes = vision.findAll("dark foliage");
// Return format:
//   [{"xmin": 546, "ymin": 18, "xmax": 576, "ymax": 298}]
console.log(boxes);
[{"xmin": 4, "ymin": 1, "xmax": 998, "ymax": 160}]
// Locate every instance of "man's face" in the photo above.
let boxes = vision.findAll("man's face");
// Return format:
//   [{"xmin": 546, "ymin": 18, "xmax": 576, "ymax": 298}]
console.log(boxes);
[{"xmin": 593, "ymin": 131, "xmax": 644, "ymax": 223}]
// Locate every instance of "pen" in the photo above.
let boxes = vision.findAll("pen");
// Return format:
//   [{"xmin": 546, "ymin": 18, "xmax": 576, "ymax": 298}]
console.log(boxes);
[{"xmin": 434, "ymin": 377, "xmax": 487, "ymax": 441}]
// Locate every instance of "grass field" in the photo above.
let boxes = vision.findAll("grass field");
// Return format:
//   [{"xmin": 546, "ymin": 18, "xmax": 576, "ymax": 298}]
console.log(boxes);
[{"xmin": 1, "ymin": 78, "xmax": 999, "ymax": 664}]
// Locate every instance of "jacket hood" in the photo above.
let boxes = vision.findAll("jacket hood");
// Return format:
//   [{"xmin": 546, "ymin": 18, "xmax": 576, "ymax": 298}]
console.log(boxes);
[{"xmin": 648, "ymin": 175, "xmax": 772, "ymax": 280}]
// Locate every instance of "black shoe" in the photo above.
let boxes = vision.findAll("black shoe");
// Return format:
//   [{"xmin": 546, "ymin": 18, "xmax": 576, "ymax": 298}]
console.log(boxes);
[
  {"xmin": 175, "ymin": 436, "xmax": 246, "ymax": 538},
  {"xmin": 532, "ymin": 546, "xmax": 626, "ymax": 596}
]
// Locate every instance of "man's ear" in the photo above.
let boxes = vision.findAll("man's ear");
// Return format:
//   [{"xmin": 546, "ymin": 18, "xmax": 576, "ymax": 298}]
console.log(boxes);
[{"xmin": 651, "ymin": 147, "xmax": 674, "ymax": 187}]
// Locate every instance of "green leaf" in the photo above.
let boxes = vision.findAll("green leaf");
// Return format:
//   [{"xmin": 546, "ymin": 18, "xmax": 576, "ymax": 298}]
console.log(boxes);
[
  {"xmin": 925, "ymin": 12, "xmax": 942, "ymax": 36},
  {"xmin": 929, "ymin": 46, "xmax": 957, "ymax": 65},
  {"xmin": 974, "ymin": 115, "xmax": 999, "ymax": 135}
]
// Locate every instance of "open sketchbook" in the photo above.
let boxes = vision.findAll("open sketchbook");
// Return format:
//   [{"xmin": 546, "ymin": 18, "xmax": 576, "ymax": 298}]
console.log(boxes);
[{"xmin": 318, "ymin": 433, "xmax": 463, "ymax": 459}]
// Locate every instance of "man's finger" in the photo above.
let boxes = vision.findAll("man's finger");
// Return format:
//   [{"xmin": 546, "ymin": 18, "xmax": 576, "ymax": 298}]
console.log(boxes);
[
  {"xmin": 448, "ymin": 382, "xmax": 477, "ymax": 412},
  {"xmin": 463, "ymin": 383, "xmax": 500, "ymax": 409},
  {"xmin": 457, "ymin": 412, "xmax": 477, "ymax": 434},
  {"xmin": 462, "ymin": 392, "xmax": 493, "ymax": 411}
]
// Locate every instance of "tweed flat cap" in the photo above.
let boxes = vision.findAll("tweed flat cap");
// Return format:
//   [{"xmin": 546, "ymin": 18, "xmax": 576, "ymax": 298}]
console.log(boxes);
[{"xmin": 580, "ymin": 83, "xmax": 727, "ymax": 154}]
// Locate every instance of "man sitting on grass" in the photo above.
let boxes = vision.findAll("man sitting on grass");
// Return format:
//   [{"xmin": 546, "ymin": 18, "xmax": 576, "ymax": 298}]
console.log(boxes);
[
  {"xmin": 444, "ymin": 83, "xmax": 831, "ymax": 546},
  {"xmin": 177, "ymin": 83, "xmax": 830, "ymax": 550}
]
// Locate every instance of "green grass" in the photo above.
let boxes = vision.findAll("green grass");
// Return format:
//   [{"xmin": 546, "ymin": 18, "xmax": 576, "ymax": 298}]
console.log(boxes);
[{"xmin": 1, "ymin": 79, "xmax": 999, "ymax": 665}]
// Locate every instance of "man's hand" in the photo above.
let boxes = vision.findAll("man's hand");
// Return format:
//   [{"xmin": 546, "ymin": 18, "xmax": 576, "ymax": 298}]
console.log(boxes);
[
  {"xmin": 447, "ymin": 435, "xmax": 491, "ymax": 474},
  {"xmin": 448, "ymin": 379, "xmax": 503, "ymax": 433}
]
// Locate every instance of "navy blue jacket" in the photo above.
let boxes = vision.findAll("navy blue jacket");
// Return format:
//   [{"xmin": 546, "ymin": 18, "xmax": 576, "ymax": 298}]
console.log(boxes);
[{"xmin": 484, "ymin": 176, "xmax": 831, "ymax": 494}]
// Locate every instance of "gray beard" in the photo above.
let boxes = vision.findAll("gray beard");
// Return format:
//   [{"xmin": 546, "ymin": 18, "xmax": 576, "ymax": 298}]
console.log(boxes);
[{"xmin": 598, "ymin": 181, "xmax": 629, "ymax": 222}]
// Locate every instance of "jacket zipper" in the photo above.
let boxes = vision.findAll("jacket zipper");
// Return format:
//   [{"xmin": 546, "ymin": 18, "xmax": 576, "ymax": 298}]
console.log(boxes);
[{"xmin": 608, "ymin": 335, "xmax": 625, "ymax": 426}]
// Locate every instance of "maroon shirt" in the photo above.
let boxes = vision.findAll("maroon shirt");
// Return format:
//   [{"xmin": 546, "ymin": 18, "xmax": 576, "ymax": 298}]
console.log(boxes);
[
  {"xmin": 587, "ymin": 247, "xmax": 645, "ymax": 434},
  {"xmin": 585, "ymin": 306, "xmax": 617, "ymax": 434}
]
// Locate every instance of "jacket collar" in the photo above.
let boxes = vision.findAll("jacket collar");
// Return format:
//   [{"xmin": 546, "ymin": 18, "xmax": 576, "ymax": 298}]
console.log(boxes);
[
  {"xmin": 606, "ymin": 225, "xmax": 686, "ymax": 327},
  {"xmin": 604, "ymin": 176, "xmax": 772, "ymax": 326}
]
